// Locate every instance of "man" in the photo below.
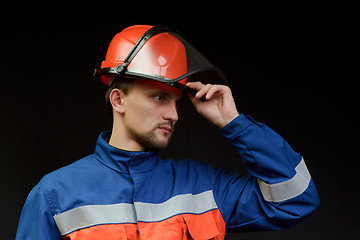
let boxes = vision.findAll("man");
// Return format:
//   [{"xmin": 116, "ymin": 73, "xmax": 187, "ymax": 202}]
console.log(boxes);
[{"xmin": 16, "ymin": 25, "xmax": 319, "ymax": 239}]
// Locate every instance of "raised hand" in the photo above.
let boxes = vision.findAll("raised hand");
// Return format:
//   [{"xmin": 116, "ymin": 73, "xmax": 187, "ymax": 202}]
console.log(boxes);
[{"xmin": 186, "ymin": 82, "xmax": 240, "ymax": 128}]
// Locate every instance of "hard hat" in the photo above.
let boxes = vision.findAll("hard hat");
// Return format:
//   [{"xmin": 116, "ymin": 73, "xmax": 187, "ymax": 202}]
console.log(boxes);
[{"xmin": 94, "ymin": 25, "xmax": 227, "ymax": 91}]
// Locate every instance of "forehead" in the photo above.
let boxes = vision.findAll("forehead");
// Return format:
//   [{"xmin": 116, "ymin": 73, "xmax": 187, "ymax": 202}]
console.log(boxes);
[{"xmin": 132, "ymin": 79, "xmax": 184, "ymax": 100}]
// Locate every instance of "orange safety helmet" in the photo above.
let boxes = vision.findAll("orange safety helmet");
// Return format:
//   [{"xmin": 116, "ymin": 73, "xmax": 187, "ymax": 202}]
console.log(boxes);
[{"xmin": 94, "ymin": 25, "xmax": 227, "ymax": 91}]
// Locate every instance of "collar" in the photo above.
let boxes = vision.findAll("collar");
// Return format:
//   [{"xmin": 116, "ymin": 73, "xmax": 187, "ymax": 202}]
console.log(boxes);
[{"xmin": 93, "ymin": 131, "xmax": 159, "ymax": 174}]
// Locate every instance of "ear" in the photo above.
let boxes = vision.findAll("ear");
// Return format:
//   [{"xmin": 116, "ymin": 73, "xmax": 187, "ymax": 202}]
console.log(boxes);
[{"xmin": 109, "ymin": 89, "xmax": 126, "ymax": 114}]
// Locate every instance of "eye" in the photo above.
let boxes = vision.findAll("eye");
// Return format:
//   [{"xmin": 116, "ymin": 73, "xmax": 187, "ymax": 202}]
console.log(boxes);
[{"xmin": 154, "ymin": 95, "xmax": 163, "ymax": 102}]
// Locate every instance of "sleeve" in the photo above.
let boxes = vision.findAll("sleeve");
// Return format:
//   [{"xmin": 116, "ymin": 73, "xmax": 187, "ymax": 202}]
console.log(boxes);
[
  {"xmin": 213, "ymin": 114, "xmax": 319, "ymax": 231},
  {"xmin": 16, "ymin": 184, "xmax": 61, "ymax": 240}
]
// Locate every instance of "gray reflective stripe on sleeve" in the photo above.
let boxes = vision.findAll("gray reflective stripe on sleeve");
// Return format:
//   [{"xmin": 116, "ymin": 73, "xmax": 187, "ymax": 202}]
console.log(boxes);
[
  {"xmin": 134, "ymin": 190, "xmax": 218, "ymax": 222},
  {"xmin": 257, "ymin": 158, "xmax": 311, "ymax": 202},
  {"xmin": 53, "ymin": 203, "xmax": 137, "ymax": 236}
]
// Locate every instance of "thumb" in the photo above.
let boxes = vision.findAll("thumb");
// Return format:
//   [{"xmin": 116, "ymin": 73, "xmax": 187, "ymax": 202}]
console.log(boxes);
[{"xmin": 186, "ymin": 91, "xmax": 200, "ymax": 105}]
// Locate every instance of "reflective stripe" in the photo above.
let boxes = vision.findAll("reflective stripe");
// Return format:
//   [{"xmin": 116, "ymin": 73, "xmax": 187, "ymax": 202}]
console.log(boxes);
[
  {"xmin": 53, "ymin": 190, "xmax": 218, "ymax": 235},
  {"xmin": 257, "ymin": 157, "xmax": 311, "ymax": 202},
  {"xmin": 54, "ymin": 203, "xmax": 137, "ymax": 236},
  {"xmin": 134, "ymin": 190, "xmax": 218, "ymax": 222}
]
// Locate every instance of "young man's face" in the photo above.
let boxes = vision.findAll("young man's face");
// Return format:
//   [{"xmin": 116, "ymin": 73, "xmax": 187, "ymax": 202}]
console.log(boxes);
[{"xmin": 120, "ymin": 80, "xmax": 183, "ymax": 150}]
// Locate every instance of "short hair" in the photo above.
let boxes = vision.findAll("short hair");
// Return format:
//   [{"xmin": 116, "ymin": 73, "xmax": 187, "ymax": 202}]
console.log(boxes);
[{"xmin": 105, "ymin": 77, "xmax": 134, "ymax": 116}]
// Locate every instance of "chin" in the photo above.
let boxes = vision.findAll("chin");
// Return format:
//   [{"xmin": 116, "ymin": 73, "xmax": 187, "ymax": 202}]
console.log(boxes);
[
  {"xmin": 132, "ymin": 129, "xmax": 172, "ymax": 150},
  {"xmin": 150, "ymin": 139, "xmax": 170, "ymax": 150},
  {"xmin": 149, "ymin": 137, "xmax": 172, "ymax": 150}
]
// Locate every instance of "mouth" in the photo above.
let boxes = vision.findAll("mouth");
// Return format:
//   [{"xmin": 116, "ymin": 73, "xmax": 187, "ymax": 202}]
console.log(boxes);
[{"xmin": 157, "ymin": 125, "xmax": 173, "ymax": 135}]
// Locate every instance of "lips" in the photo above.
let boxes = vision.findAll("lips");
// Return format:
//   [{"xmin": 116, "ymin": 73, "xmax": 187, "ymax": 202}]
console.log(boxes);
[{"xmin": 158, "ymin": 126, "xmax": 172, "ymax": 134}]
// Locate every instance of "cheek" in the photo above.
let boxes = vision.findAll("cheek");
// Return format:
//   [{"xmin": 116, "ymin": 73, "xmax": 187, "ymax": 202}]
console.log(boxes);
[{"xmin": 124, "ymin": 100, "xmax": 160, "ymax": 130}]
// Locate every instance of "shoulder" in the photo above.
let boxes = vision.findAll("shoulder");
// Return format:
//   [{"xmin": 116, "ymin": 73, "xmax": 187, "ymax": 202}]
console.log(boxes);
[
  {"xmin": 36, "ymin": 154, "xmax": 101, "ymax": 199},
  {"xmin": 34, "ymin": 155, "xmax": 106, "ymax": 214},
  {"xmin": 39, "ymin": 155, "xmax": 96, "ymax": 185}
]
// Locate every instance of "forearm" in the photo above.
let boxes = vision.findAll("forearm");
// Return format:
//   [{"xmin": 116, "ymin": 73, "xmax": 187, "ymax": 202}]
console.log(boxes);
[
  {"xmin": 218, "ymin": 114, "xmax": 319, "ymax": 229},
  {"xmin": 221, "ymin": 114, "xmax": 305, "ymax": 184}
]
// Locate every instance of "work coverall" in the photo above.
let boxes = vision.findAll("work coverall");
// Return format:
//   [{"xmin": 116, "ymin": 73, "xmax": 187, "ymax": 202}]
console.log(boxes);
[{"xmin": 16, "ymin": 114, "xmax": 319, "ymax": 239}]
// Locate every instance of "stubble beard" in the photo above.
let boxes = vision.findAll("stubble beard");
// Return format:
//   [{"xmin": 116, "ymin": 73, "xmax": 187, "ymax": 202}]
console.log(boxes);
[{"xmin": 130, "ymin": 122, "xmax": 174, "ymax": 150}]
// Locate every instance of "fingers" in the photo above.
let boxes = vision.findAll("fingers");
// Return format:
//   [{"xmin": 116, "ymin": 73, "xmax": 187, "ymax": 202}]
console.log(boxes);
[
  {"xmin": 205, "ymin": 85, "xmax": 224, "ymax": 100},
  {"xmin": 185, "ymin": 82, "xmax": 206, "ymax": 102},
  {"xmin": 185, "ymin": 82, "xmax": 239, "ymax": 127},
  {"xmin": 185, "ymin": 81, "xmax": 203, "ymax": 91},
  {"xmin": 195, "ymin": 84, "xmax": 212, "ymax": 100},
  {"xmin": 186, "ymin": 82, "xmax": 228, "ymax": 100}
]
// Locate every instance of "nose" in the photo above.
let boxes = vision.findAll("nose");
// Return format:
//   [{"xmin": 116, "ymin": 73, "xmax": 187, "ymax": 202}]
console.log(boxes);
[{"xmin": 163, "ymin": 101, "xmax": 179, "ymax": 123}]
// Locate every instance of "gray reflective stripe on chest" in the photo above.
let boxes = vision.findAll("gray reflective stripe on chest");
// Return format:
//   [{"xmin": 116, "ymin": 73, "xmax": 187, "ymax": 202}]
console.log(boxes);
[
  {"xmin": 53, "ymin": 203, "xmax": 136, "ymax": 235},
  {"xmin": 135, "ymin": 190, "xmax": 218, "ymax": 222},
  {"xmin": 53, "ymin": 190, "xmax": 218, "ymax": 235}
]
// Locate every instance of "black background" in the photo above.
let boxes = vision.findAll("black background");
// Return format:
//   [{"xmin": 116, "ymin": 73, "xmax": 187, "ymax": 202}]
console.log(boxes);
[{"xmin": 1, "ymin": 12, "xmax": 357, "ymax": 239}]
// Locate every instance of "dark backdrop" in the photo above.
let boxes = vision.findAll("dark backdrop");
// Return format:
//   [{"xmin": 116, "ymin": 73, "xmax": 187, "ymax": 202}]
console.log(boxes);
[{"xmin": 1, "ymin": 14, "xmax": 356, "ymax": 239}]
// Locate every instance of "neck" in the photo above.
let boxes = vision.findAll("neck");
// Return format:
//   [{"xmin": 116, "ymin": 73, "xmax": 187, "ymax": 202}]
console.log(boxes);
[{"xmin": 109, "ymin": 117, "xmax": 146, "ymax": 152}]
